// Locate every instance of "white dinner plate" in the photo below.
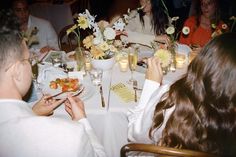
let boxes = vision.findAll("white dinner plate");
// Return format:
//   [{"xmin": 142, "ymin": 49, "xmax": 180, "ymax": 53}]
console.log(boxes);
[
  {"xmin": 43, "ymin": 84, "xmax": 84, "ymax": 99},
  {"xmin": 43, "ymin": 82, "xmax": 95, "ymax": 101}
]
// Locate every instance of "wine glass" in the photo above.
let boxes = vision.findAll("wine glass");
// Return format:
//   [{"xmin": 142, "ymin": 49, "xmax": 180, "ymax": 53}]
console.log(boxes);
[{"xmin": 128, "ymin": 48, "xmax": 138, "ymax": 83}]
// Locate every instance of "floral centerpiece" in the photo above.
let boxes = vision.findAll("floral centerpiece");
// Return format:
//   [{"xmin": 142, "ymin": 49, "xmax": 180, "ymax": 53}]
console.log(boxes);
[{"xmin": 66, "ymin": 9, "xmax": 128, "ymax": 60}]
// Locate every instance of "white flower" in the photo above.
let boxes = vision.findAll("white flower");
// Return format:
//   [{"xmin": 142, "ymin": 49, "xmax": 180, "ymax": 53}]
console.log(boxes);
[
  {"xmin": 171, "ymin": 16, "xmax": 179, "ymax": 22},
  {"xmin": 113, "ymin": 19, "xmax": 126, "ymax": 31},
  {"xmin": 222, "ymin": 24, "xmax": 228, "ymax": 30},
  {"xmin": 166, "ymin": 26, "xmax": 175, "ymax": 35},
  {"xmin": 182, "ymin": 26, "xmax": 190, "ymax": 35},
  {"xmin": 99, "ymin": 42, "xmax": 109, "ymax": 51},
  {"xmin": 230, "ymin": 16, "xmax": 236, "ymax": 20},
  {"xmin": 103, "ymin": 27, "xmax": 116, "ymax": 40},
  {"xmin": 93, "ymin": 37, "xmax": 103, "ymax": 45}
]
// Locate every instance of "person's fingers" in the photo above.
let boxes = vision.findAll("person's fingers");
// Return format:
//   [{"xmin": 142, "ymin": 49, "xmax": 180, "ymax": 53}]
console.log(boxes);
[
  {"xmin": 49, "ymin": 99, "xmax": 65, "ymax": 110},
  {"xmin": 64, "ymin": 101, "xmax": 72, "ymax": 109},
  {"xmin": 65, "ymin": 105, "xmax": 73, "ymax": 117}
]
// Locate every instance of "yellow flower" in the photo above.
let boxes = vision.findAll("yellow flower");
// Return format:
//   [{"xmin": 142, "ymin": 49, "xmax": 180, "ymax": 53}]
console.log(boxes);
[
  {"xmin": 66, "ymin": 24, "xmax": 77, "ymax": 35},
  {"xmin": 109, "ymin": 45, "xmax": 118, "ymax": 53},
  {"xmin": 77, "ymin": 16, "xmax": 89, "ymax": 30},
  {"xmin": 90, "ymin": 46, "xmax": 105, "ymax": 59},
  {"xmin": 154, "ymin": 49, "xmax": 172, "ymax": 67},
  {"xmin": 83, "ymin": 35, "xmax": 94, "ymax": 49},
  {"xmin": 98, "ymin": 42, "xmax": 109, "ymax": 51}
]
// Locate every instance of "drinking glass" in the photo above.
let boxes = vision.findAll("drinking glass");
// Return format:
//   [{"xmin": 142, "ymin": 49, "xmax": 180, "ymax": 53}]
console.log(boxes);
[
  {"xmin": 89, "ymin": 69, "xmax": 103, "ymax": 86},
  {"xmin": 128, "ymin": 48, "xmax": 138, "ymax": 83},
  {"xmin": 51, "ymin": 54, "xmax": 62, "ymax": 67}
]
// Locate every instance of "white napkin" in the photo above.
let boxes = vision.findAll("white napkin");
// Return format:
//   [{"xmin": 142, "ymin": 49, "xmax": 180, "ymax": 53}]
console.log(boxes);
[{"xmin": 37, "ymin": 65, "xmax": 67, "ymax": 88}]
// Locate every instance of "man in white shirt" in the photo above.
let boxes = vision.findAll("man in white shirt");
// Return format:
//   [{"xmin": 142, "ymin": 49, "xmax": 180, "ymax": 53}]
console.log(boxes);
[
  {"xmin": 12, "ymin": 0, "xmax": 59, "ymax": 53},
  {"xmin": 0, "ymin": 10, "xmax": 106, "ymax": 157}
]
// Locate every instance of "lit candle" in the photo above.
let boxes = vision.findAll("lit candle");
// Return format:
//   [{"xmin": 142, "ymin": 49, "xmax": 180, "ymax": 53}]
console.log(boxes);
[
  {"xmin": 119, "ymin": 59, "xmax": 128, "ymax": 72},
  {"xmin": 176, "ymin": 53, "xmax": 186, "ymax": 68},
  {"xmin": 85, "ymin": 62, "xmax": 92, "ymax": 71}
]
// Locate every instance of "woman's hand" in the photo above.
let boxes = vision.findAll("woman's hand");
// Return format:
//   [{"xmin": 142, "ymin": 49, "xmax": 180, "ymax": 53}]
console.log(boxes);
[
  {"xmin": 32, "ymin": 95, "xmax": 65, "ymax": 116},
  {"xmin": 64, "ymin": 94, "xmax": 86, "ymax": 121},
  {"xmin": 154, "ymin": 34, "xmax": 170, "ymax": 45},
  {"xmin": 145, "ymin": 57, "xmax": 163, "ymax": 84}
]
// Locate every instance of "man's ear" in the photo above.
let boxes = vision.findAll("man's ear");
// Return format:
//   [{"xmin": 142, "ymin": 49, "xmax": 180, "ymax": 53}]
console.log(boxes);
[{"xmin": 12, "ymin": 61, "xmax": 23, "ymax": 82}]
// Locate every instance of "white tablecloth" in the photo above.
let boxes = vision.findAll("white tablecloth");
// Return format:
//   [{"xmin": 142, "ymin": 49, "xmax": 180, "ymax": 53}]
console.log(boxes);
[{"xmin": 48, "ymin": 63, "xmax": 187, "ymax": 157}]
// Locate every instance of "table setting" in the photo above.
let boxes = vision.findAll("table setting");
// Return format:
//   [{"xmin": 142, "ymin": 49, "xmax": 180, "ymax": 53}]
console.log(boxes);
[{"xmin": 25, "ymin": 40, "xmax": 194, "ymax": 156}]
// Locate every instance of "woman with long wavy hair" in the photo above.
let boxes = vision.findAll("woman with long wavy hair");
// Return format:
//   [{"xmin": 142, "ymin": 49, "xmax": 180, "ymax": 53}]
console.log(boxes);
[
  {"xmin": 128, "ymin": 32, "xmax": 236, "ymax": 156},
  {"xmin": 122, "ymin": 0, "xmax": 169, "ymax": 50}
]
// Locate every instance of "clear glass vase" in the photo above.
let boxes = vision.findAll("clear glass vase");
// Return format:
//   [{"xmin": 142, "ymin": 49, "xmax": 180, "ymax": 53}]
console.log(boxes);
[
  {"xmin": 169, "ymin": 42, "xmax": 176, "ymax": 72},
  {"xmin": 75, "ymin": 47, "xmax": 84, "ymax": 71}
]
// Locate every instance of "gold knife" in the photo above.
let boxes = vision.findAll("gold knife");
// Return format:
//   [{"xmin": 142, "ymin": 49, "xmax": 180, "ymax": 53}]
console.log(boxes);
[
  {"xmin": 133, "ymin": 80, "xmax": 138, "ymax": 102},
  {"xmin": 99, "ymin": 85, "xmax": 105, "ymax": 107}
]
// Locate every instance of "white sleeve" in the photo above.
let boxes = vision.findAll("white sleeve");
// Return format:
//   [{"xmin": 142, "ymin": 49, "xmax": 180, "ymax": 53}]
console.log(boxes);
[
  {"xmin": 45, "ymin": 22, "xmax": 59, "ymax": 50},
  {"xmin": 78, "ymin": 118, "xmax": 107, "ymax": 157},
  {"xmin": 127, "ymin": 79, "xmax": 170, "ymax": 143},
  {"xmin": 124, "ymin": 30, "xmax": 155, "ymax": 47}
]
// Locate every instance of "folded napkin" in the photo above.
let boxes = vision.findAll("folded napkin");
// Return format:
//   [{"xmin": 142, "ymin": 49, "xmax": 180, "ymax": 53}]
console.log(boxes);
[
  {"xmin": 37, "ymin": 65, "xmax": 67, "ymax": 88},
  {"xmin": 111, "ymin": 83, "xmax": 135, "ymax": 103}
]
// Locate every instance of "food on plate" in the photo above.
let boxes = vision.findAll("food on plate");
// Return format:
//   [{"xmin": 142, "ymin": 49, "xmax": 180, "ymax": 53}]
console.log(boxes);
[{"xmin": 49, "ymin": 78, "xmax": 79, "ymax": 92}]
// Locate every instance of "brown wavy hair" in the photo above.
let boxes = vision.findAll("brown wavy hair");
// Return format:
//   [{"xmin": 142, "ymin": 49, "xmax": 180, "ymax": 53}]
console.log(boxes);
[{"xmin": 149, "ymin": 33, "xmax": 236, "ymax": 156}]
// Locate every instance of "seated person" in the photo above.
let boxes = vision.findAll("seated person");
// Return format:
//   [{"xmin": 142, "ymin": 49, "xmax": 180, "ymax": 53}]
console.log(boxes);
[
  {"xmin": 12, "ymin": 0, "xmax": 59, "ymax": 53},
  {"xmin": 179, "ymin": 0, "xmax": 225, "ymax": 49},
  {"xmin": 128, "ymin": 32, "xmax": 236, "ymax": 156},
  {"xmin": 121, "ymin": 0, "xmax": 170, "ymax": 51},
  {"xmin": 0, "ymin": 10, "xmax": 106, "ymax": 157}
]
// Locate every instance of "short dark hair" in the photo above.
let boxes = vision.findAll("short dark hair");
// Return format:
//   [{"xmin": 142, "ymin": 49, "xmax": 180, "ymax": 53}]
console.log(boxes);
[{"xmin": 0, "ymin": 9, "xmax": 23, "ymax": 73}]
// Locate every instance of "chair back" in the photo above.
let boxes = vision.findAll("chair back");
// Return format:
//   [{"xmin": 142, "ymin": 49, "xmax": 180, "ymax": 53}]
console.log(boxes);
[
  {"xmin": 58, "ymin": 24, "xmax": 78, "ymax": 52},
  {"xmin": 120, "ymin": 143, "xmax": 216, "ymax": 157}
]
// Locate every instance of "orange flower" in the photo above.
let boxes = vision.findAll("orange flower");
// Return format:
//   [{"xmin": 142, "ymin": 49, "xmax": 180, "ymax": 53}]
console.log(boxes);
[{"xmin": 83, "ymin": 35, "xmax": 94, "ymax": 49}]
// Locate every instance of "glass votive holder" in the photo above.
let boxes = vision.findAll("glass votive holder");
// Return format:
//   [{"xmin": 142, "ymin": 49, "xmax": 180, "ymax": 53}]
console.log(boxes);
[
  {"xmin": 51, "ymin": 54, "xmax": 62, "ymax": 67},
  {"xmin": 176, "ymin": 53, "xmax": 187, "ymax": 68},
  {"xmin": 118, "ymin": 58, "xmax": 129, "ymax": 72},
  {"xmin": 89, "ymin": 69, "xmax": 103, "ymax": 86}
]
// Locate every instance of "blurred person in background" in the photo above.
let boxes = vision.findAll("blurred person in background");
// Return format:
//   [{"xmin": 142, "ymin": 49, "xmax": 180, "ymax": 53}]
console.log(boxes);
[
  {"xmin": 122, "ymin": 0, "xmax": 170, "ymax": 51},
  {"xmin": 12, "ymin": 0, "xmax": 59, "ymax": 53},
  {"xmin": 179, "ymin": 0, "xmax": 225, "ymax": 50}
]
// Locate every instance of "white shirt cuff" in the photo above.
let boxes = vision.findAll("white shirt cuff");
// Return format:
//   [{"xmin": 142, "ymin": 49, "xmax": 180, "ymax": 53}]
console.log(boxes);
[{"xmin": 78, "ymin": 118, "xmax": 92, "ymax": 131}]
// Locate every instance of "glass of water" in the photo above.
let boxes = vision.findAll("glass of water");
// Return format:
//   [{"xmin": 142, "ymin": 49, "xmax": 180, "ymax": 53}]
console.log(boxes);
[{"xmin": 89, "ymin": 69, "xmax": 103, "ymax": 86}]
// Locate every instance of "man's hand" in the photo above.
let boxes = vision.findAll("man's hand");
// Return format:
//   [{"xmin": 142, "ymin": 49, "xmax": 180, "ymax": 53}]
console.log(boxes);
[
  {"xmin": 64, "ymin": 94, "xmax": 86, "ymax": 121},
  {"xmin": 145, "ymin": 57, "xmax": 163, "ymax": 84},
  {"xmin": 32, "ymin": 95, "xmax": 65, "ymax": 116}
]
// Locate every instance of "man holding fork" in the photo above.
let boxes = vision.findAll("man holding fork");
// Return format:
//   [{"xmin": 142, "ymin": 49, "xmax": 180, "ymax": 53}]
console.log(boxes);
[{"xmin": 0, "ymin": 10, "xmax": 106, "ymax": 157}]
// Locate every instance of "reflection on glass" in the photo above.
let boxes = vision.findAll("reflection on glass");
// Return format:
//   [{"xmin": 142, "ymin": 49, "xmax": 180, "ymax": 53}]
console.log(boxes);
[{"xmin": 128, "ymin": 49, "xmax": 138, "ymax": 83}]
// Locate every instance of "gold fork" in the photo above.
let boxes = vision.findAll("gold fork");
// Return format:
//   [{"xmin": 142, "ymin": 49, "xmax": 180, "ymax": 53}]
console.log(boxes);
[{"xmin": 133, "ymin": 80, "xmax": 138, "ymax": 102}]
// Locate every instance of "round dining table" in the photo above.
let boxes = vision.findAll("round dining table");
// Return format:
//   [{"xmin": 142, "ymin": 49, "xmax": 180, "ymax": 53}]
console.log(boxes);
[{"xmin": 29, "ymin": 56, "xmax": 187, "ymax": 157}]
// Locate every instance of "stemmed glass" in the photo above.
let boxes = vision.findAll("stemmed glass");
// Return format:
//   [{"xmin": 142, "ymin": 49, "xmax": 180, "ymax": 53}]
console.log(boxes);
[{"xmin": 128, "ymin": 47, "xmax": 138, "ymax": 83}]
